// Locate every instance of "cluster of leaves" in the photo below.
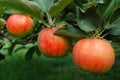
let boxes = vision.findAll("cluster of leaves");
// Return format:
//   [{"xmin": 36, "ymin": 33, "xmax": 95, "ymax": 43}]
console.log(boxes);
[{"xmin": 0, "ymin": 0, "xmax": 120, "ymax": 61}]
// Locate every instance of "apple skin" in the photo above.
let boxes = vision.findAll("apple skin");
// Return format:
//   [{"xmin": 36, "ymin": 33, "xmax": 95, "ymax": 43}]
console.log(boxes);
[
  {"xmin": 37, "ymin": 27, "xmax": 71, "ymax": 57},
  {"xmin": 6, "ymin": 14, "xmax": 34, "ymax": 37},
  {"xmin": 72, "ymin": 38, "xmax": 115, "ymax": 73}
]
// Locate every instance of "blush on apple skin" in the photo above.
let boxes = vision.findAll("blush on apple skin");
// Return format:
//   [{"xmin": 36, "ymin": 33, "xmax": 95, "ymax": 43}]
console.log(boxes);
[
  {"xmin": 37, "ymin": 27, "xmax": 71, "ymax": 57},
  {"xmin": 6, "ymin": 14, "xmax": 34, "ymax": 37},
  {"xmin": 72, "ymin": 38, "xmax": 115, "ymax": 73}
]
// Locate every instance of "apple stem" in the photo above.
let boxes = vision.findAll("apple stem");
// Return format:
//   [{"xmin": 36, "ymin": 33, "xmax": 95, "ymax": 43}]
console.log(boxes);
[
  {"xmin": 99, "ymin": 28, "xmax": 106, "ymax": 36},
  {"xmin": 39, "ymin": 19, "xmax": 49, "ymax": 27},
  {"xmin": 46, "ymin": 13, "xmax": 54, "ymax": 27},
  {"xmin": 93, "ymin": 28, "xmax": 107, "ymax": 39},
  {"xmin": 101, "ymin": 33, "xmax": 109, "ymax": 38}
]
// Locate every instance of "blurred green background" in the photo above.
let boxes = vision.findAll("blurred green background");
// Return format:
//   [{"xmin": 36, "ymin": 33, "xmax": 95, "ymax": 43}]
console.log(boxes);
[{"xmin": 0, "ymin": 44, "xmax": 120, "ymax": 80}]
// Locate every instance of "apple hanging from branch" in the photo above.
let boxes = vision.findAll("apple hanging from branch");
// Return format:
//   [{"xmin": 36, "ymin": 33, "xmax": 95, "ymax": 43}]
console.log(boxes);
[
  {"xmin": 37, "ymin": 27, "xmax": 71, "ymax": 57},
  {"xmin": 6, "ymin": 14, "xmax": 34, "ymax": 37},
  {"xmin": 72, "ymin": 38, "xmax": 115, "ymax": 73}
]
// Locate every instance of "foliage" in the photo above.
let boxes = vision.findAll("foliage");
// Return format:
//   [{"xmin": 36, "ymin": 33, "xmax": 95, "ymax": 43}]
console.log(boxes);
[
  {"xmin": 0, "ymin": 0, "xmax": 120, "ymax": 79},
  {"xmin": 0, "ymin": 49, "xmax": 120, "ymax": 80}
]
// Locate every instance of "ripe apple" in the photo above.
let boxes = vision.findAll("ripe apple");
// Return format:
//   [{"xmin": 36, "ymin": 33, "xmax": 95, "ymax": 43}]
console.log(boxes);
[
  {"xmin": 6, "ymin": 14, "xmax": 34, "ymax": 37},
  {"xmin": 37, "ymin": 27, "xmax": 71, "ymax": 57},
  {"xmin": 72, "ymin": 38, "xmax": 115, "ymax": 73}
]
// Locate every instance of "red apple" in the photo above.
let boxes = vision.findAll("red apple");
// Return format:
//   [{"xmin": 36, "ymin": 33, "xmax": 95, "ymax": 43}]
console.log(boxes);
[
  {"xmin": 6, "ymin": 14, "xmax": 34, "ymax": 37},
  {"xmin": 72, "ymin": 38, "xmax": 115, "ymax": 73},
  {"xmin": 37, "ymin": 27, "xmax": 71, "ymax": 57}
]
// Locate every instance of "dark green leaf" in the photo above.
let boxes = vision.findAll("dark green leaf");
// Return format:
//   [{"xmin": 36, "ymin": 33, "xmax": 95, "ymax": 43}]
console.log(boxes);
[
  {"xmin": 25, "ymin": 46, "xmax": 35, "ymax": 61},
  {"xmin": 0, "ymin": 7, "xmax": 4, "ymax": 13},
  {"xmin": 110, "ymin": 8, "xmax": 120, "ymax": 22},
  {"xmin": 35, "ymin": 46, "xmax": 41, "ymax": 56},
  {"xmin": 54, "ymin": 24, "xmax": 87, "ymax": 39},
  {"xmin": 75, "ymin": 0, "xmax": 89, "ymax": 12},
  {"xmin": 97, "ymin": 0, "xmax": 117, "ymax": 20},
  {"xmin": 54, "ymin": 29, "xmax": 86, "ymax": 39},
  {"xmin": 104, "ymin": 22, "xmax": 111, "ymax": 29},
  {"xmin": 63, "ymin": 12, "xmax": 76, "ymax": 22},
  {"xmin": 117, "ymin": 0, "xmax": 120, "ymax": 8},
  {"xmin": 83, "ymin": 8, "xmax": 102, "ymax": 28},
  {"xmin": 0, "ymin": 53, "xmax": 5, "ymax": 61},
  {"xmin": 81, "ymin": 2, "xmax": 98, "ymax": 12},
  {"xmin": 66, "ymin": 24, "xmax": 85, "ymax": 35},
  {"xmin": 55, "ymin": 21, "xmax": 66, "ymax": 27},
  {"xmin": 75, "ymin": 0, "xmax": 103, "ymax": 12},
  {"xmin": 14, "ymin": 46, "xmax": 27, "ymax": 53},
  {"xmin": 3, "ymin": 9, "xmax": 20, "ymax": 14},
  {"xmin": 95, "ymin": 0, "xmax": 104, "ymax": 3},
  {"xmin": 112, "ymin": 36, "xmax": 120, "ymax": 43},
  {"xmin": 34, "ymin": 0, "xmax": 54, "ymax": 12},
  {"xmin": 75, "ymin": 0, "xmax": 84, "ymax": 7},
  {"xmin": 8, "ymin": 42, "xmax": 16, "ymax": 56},
  {"xmin": 76, "ymin": 7, "xmax": 96, "ymax": 32},
  {"xmin": 86, "ymin": 0, "xmax": 104, "ymax": 3},
  {"xmin": 0, "ymin": 0, "xmax": 43, "ymax": 19},
  {"xmin": 54, "ymin": 25, "xmax": 87, "ymax": 45},
  {"xmin": 109, "ymin": 17, "xmax": 120, "ymax": 36},
  {"xmin": 49, "ymin": 0, "xmax": 71, "ymax": 17},
  {"xmin": 112, "ymin": 42, "xmax": 120, "ymax": 55},
  {"xmin": 77, "ymin": 18, "xmax": 96, "ymax": 32}
]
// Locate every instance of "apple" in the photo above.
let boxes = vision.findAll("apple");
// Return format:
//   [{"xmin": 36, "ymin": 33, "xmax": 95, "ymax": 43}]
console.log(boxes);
[
  {"xmin": 37, "ymin": 27, "xmax": 71, "ymax": 57},
  {"xmin": 6, "ymin": 14, "xmax": 34, "ymax": 37},
  {"xmin": 72, "ymin": 38, "xmax": 115, "ymax": 73}
]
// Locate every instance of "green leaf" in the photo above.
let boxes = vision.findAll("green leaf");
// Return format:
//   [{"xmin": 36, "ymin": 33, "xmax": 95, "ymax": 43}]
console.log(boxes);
[
  {"xmin": 55, "ymin": 20, "xmax": 66, "ymax": 27},
  {"xmin": 76, "ymin": 7, "xmax": 96, "ymax": 32},
  {"xmin": 109, "ymin": 17, "xmax": 120, "ymax": 36},
  {"xmin": 25, "ymin": 46, "xmax": 35, "ymax": 61},
  {"xmin": 75, "ymin": 0, "xmax": 103, "ymax": 12},
  {"xmin": 97, "ymin": 0, "xmax": 117, "ymax": 20},
  {"xmin": 33, "ymin": 0, "xmax": 54, "ymax": 12},
  {"xmin": 112, "ymin": 36, "xmax": 120, "ymax": 43},
  {"xmin": 118, "ymin": 0, "xmax": 120, "ymax": 8},
  {"xmin": 63, "ymin": 12, "xmax": 76, "ymax": 22},
  {"xmin": 66, "ymin": 24, "xmax": 85, "ymax": 35},
  {"xmin": 54, "ymin": 29, "xmax": 86, "ymax": 39},
  {"xmin": 0, "ymin": 0, "xmax": 43, "ymax": 19},
  {"xmin": 110, "ymin": 8, "xmax": 120, "ymax": 22},
  {"xmin": 83, "ymin": 8, "xmax": 102, "ymax": 28},
  {"xmin": 75, "ymin": 0, "xmax": 88, "ymax": 12},
  {"xmin": 35, "ymin": 46, "xmax": 41, "ymax": 56},
  {"xmin": 54, "ymin": 24, "xmax": 87, "ymax": 39},
  {"xmin": 87, "ymin": 0, "xmax": 104, "ymax": 3},
  {"xmin": 112, "ymin": 42, "xmax": 120, "ymax": 54},
  {"xmin": 77, "ymin": 18, "xmax": 96, "ymax": 32},
  {"xmin": 75, "ymin": 0, "xmax": 84, "ymax": 7},
  {"xmin": 104, "ymin": 22, "xmax": 111, "ymax": 29},
  {"xmin": 95, "ymin": 0, "xmax": 104, "ymax": 3},
  {"xmin": 14, "ymin": 46, "xmax": 27, "ymax": 53},
  {"xmin": 0, "ymin": 53, "xmax": 5, "ymax": 61},
  {"xmin": 0, "ymin": 7, "xmax": 3, "ymax": 13},
  {"xmin": 49, "ymin": 0, "xmax": 71, "ymax": 17},
  {"xmin": 3, "ymin": 9, "xmax": 20, "ymax": 14},
  {"xmin": 54, "ymin": 25, "xmax": 87, "ymax": 45},
  {"xmin": 81, "ymin": 2, "xmax": 98, "ymax": 12},
  {"xmin": 8, "ymin": 42, "xmax": 16, "ymax": 56}
]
